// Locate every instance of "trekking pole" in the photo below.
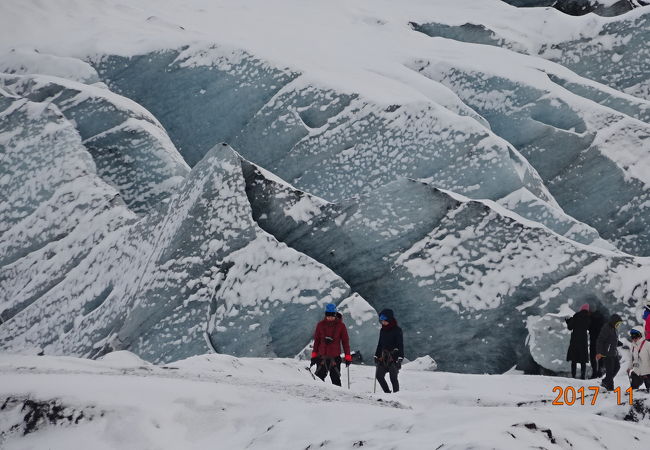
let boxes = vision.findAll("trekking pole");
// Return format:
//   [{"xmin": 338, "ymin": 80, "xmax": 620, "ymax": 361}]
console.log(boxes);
[
  {"xmin": 373, "ymin": 371, "xmax": 377, "ymax": 393},
  {"xmin": 347, "ymin": 364, "xmax": 350, "ymax": 390}
]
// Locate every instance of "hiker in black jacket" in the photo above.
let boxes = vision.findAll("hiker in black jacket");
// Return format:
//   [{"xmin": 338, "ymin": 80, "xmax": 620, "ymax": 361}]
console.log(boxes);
[
  {"xmin": 566, "ymin": 303, "xmax": 591, "ymax": 379},
  {"xmin": 374, "ymin": 308, "xmax": 404, "ymax": 393},
  {"xmin": 596, "ymin": 313, "xmax": 623, "ymax": 391}
]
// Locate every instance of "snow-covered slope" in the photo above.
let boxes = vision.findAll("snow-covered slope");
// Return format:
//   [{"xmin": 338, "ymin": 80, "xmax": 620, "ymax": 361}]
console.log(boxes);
[{"xmin": 1, "ymin": 353, "xmax": 649, "ymax": 449}]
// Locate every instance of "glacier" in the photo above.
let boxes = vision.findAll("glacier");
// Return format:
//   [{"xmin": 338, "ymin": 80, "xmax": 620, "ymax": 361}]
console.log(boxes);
[
  {"xmin": 91, "ymin": 47, "xmax": 631, "ymax": 252},
  {"xmin": 83, "ymin": 6, "xmax": 650, "ymax": 253},
  {"xmin": 1, "ymin": 0, "xmax": 650, "ymax": 379},
  {"xmin": 241, "ymin": 156, "xmax": 650, "ymax": 372},
  {"xmin": 0, "ymin": 83, "xmax": 375, "ymax": 362},
  {"xmin": 412, "ymin": 5, "xmax": 650, "ymax": 101},
  {"xmin": 1, "ymin": 71, "xmax": 189, "ymax": 214},
  {"xmin": 92, "ymin": 48, "xmax": 553, "ymax": 205},
  {"xmin": 409, "ymin": 49, "xmax": 650, "ymax": 255}
]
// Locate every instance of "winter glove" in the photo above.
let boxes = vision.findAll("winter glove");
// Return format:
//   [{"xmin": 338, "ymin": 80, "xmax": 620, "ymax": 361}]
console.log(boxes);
[
  {"xmin": 324, "ymin": 336, "xmax": 334, "ymax": 344},
  {"xmin": 396, "ymin": 357, "xmax": 403, "ymax": 369},
  {"xmin": 344, "ymin": 354, "xmax": 352, "ymax": 367},
  {"xmin": 374, "ymin": 355, "xmax": 380, "ymax": 366}
]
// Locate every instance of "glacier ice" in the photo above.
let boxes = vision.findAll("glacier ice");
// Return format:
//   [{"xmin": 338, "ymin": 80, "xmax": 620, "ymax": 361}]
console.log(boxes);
[
  {"xmin": 92, "ymin": 49, "xmax": 299, "ymax": 168},
  {"xmin": 545, "ymin": 11, "xmax": 650, "ymax": 100},
  {"xmin": 0, "ymin": 72, "xmax": 189, "ymax": 215},
  {"xmin": 240, "ymin": 157, "xmax": 650, "ymax": 372},
  {"xmin": 496, "ymin": 188, "xmax": 616, "ymax": 251},
  {"xmin": 87, "ymin": 47, "xmax": 622, "ymax": 251},
  {"xmin": 409, "ymin": 51, "xmax": 650, "ymax": 255},
  {"xmin": 91, "ymin": 48, "xmax": 554, "ymax": 205},
  {"xmin": 2, "ymin": 0, "xmax": 650, "ymax": 376},
  {"xmin": 412, "ymin": 7, "xmax": 650, "ymax": 101},
  {"xmin": 0, "ymin": 91, "xmax": 136, "ymax": 325},
  {"xmin": 409, "ymin": 9, "xmax": 650, "ymax": 253},
  {"xmin": 0, "ymin": 89, "xmax": 364, "ymax": 363}
]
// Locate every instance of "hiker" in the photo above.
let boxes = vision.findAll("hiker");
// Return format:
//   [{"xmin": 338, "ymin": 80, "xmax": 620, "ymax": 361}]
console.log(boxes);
[
  {"xmin": 643, "ymin": 298, "xmax": 650, "ymax": 341},
  {"xmin": 588, "ymin": 307, "xmax": 606, "ymax": 378},
  {"xmin": 627, "ymin": 326, "xmax": 650, "ymax": 390},
  {"xmin": 595, "ymin": 313, "xmax": 623, "ymax": 391},
  {"xmin": 310, "ymin": 303, "xmax": 351, "ymax": 386},
  {"xmin": 565, "ymin": 303, "xmax": 591, "ymax": 379},
  {"xmin": 374, "ymin": 308, "xmax": 404, "ymax": 393}
]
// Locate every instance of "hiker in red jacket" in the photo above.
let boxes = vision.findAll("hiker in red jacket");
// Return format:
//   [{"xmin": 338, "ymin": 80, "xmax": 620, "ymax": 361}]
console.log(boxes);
[{"xmin": 310, "ymin": 303, "xmax": 351, "ymax": 386}]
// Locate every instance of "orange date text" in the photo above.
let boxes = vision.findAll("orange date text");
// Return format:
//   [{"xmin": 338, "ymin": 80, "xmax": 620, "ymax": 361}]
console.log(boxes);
[{"xmin": 551, "ymin": 386, "xmax": 633, "ymax": 405}]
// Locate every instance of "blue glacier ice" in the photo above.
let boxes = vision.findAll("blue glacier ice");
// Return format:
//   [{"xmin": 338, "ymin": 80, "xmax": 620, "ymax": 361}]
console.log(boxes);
[
  {"xmin": 91, "ymin": 48, "xmax": 553, "ymax": 205},
  {"xmin": 412, "ymin": 7, "xmax": 650, "ymax": 100},
  {"xmin": 2, "ymin": 0, "xmax": 650, "ymax": 376},
  {"xmin": 87, "ymin": 47, "xmax": 623, "ymax": 252},
  {"xmin": 409, "ymin": 49, "xmax": 650, "ymax": 255},
  {"xmin": 0, "ymin": 83, "xmax": 363, "ymax": 363},
  {"xmin": 0, "ymin": 89, "xmax": 136, "ymax": 326},
  {"xmin": 545, "ymin": 11, "xmax": 650, "ymax": 100},
  {"xmin": 240, "ymin": 157, "xmax": 650, "ymax": 372},
  {"xmin": 0, "ymin": 72, "xmax": 189, "ymax": 214}
]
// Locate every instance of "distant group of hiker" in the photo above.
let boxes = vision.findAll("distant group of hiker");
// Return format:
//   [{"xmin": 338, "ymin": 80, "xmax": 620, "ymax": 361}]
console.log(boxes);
[
  {"xmin": 565, "ymin": 299, "xmax": 650, "ymax": 391},
  {"xmin": 307, "ymin": 297, "xmax": 650, "ymax": 394},
  {"xmin": 309, "ymin": 303, "xmax": 403, "ymax": 393}
]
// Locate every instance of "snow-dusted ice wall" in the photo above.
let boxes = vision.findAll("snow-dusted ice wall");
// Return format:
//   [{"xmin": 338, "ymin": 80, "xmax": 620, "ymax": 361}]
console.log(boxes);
[{"xmin": 2, "ymin": 0, "xmax": 650, "ymax": 374}]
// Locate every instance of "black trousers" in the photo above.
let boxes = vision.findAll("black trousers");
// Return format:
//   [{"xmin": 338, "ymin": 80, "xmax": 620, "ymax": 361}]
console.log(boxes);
[
  {"xmin": 376, "ymin": 364, "xmax": 400, "ymax": 393},
  {"xmin": 602, "ymin": 356, "xmax": 620, "ymax": 390},
  {"xmin": 571, "ymin": 361, "xmax": 586, "ymax": 379},
  {"xmin": 315, "ymin": 357, "xmax": 342, "ymax": 386},
  {"xmin": 630, "ymin": 372, "xmax": 650, "ymax": 390}
]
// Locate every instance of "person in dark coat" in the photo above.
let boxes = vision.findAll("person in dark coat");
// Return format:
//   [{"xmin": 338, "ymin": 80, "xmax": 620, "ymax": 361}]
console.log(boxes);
[
  {"xmin": 588, "ymin": 308, "xmax": 606, "ymax": 378},
  {"xmin": 566, "ymin": 303, "xmax": 591, "ymax": 379},
  {"xmin": 374, "ymin": 308, "xmax": 404, "ymax": 393},
  {"xmin": 596, "ymin": 313, "xmax": 623, "ymax": 391},
  {"xmin": 310, "ymin": 303, "xmax": 351, "ymax": 386}
]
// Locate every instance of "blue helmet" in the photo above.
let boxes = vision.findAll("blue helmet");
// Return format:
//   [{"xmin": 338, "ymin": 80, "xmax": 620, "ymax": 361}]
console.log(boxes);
[
  {"xmin": 325, "ymin": 303, "xmax": 337, "ymax": 313},
  {"xmin": 378, "ymin": 308, "xmax": 394, "ymax": 322},
  {"xmin": 630, "ymin": 327, "xmax": 643, "ymax": 339}
]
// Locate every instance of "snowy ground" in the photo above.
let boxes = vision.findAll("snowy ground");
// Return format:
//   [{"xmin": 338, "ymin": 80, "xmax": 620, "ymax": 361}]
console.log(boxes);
[{"xmin": 1, "ymin": 352, "xmax": 649, "ymax": 449}]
